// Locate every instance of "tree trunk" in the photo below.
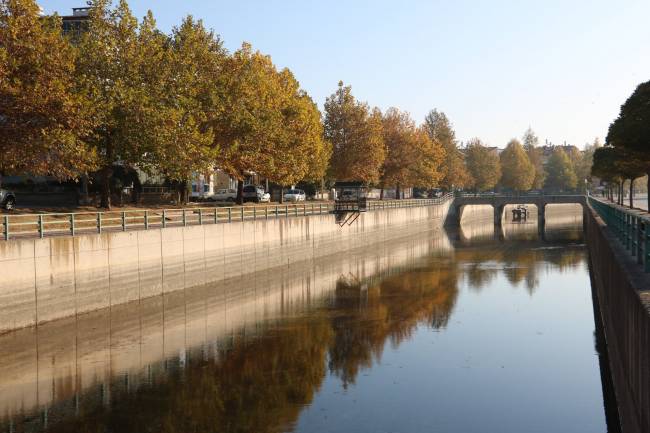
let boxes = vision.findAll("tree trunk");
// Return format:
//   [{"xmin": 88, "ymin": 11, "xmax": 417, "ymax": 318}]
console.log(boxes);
[
  {"xmin": 396, "ymin": 184, "xmax": 401, "ymax": 200},
  {"xmin": 99, "ymin": 166, "xmax": 113, "ymax": 209},
  {"xmin": 647, "ymin": 174, "xmax": 650, "ymax": 211},
  {"xmin": 236, "ymin": 178, "xmax": 244, "ymax": 205},
  {"xmin": 630, "ymin": 178, "xmax": 634, "ymax": 208},
  {"xmin": 177, "ymin": 181, "xmax": 189, "ymax": 205},
  {"xmin": 279, "ymin": 187, "xmax": 284, "ymax": 204},
  {"xmin": 619, "ymin": 181, "xmax": 623, "ymax": 205}
]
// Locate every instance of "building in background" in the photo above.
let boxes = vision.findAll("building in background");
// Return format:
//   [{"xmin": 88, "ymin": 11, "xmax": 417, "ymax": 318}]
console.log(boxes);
[{"xmin": 61, "ymin": 7, "xmax": 91, "ymax": 37}]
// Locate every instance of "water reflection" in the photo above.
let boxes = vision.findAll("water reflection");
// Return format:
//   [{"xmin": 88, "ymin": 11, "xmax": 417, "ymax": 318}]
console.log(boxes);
[{"xmin": 0, "ymin": 211, "xmax": 610, "ymax": 433}]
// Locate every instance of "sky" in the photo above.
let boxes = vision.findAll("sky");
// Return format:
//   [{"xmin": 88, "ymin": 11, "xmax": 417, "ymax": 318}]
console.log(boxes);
[{"xmin": 39, "ymin": 0, "xmax": 650, "ymax": 149}]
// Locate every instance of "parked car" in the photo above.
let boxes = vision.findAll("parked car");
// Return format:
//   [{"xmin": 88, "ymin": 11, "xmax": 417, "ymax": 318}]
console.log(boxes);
[
  {"xmin": 284, "ymin": 189, "xmax": 306, "ymax": 202},
  {"xmin": 210, "ymin": 188, "xmax": 237, "ymax": 202},
  {"xmin": 242, "ymin": 185, "xmax": 270, "ymax": 203},
  {"xmin": 0, "ymin": 188, "xmax": 16, "ymax": 210}
]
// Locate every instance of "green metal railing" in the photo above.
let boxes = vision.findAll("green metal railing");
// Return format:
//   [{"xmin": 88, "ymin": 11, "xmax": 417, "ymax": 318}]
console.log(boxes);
[
  {"xmin": 1, "ymin": 194, "xmax": 453, "ymax": 241},
  {"xmin": 589, "ymin": 196, "xmax": 650, "ymax": 272}
]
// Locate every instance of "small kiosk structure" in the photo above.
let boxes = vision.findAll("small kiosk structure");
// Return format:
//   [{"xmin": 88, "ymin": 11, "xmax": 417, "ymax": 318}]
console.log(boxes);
[
  {"xmin": 512, "ymin": 204, "xmax": 529, "ymax": 221},
  {"xmin": 333, "ymin": 182, "xmax": 368, "ymax": 226}
]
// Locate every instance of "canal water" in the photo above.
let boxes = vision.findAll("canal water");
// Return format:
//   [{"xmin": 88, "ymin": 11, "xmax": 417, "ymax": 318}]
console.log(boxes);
[{"xmin": 0, "ymin": 206, "xmax": 617, "ymax": 433}]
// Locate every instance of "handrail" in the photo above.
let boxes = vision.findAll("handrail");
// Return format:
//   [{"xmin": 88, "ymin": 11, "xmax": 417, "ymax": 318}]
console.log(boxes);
[
  {"xmin": 456, "ymin": 192, "xmax": 584, "ymax": 198},
  {"xmin": 1, "ymin": 194, "xmax": 454, "ymax": 241},
  {"xmin": 588, "ymin": 196, "xmax": 650, "ymax": 272}
]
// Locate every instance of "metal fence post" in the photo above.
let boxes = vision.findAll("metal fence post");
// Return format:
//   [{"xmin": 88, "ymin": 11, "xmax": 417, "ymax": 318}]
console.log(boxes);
[
  {"xmin": 632, "ymin": 216, "xmax": 637, "ymax": 257},
  {"xmin": 144, "ymin": 210, "xmax": 149, "ymax": 230},
  {"xmin": 162, "ymin": 210, "xmax": 167, "ymax": 228},
  {"xmin": 265, "ymin": 207, "xmax": 269, "ymax": 219},
  {"xmin": 214, "ymin": 208, "xmax": 218, "ymax": 224},
  {"xmin": 637, "ymin": 217, "xmax": 643, "ymax": 264},
  {"xmin": 646, "ymin": 223, "xmax": 650, "ymax": 272},
  {"xmin": 3, "ymin": 215, "xmax": 8, "ymax": 240},
  {"xmin": 122, "ymin": 212, "xmax": 126, "ymax": 231},
  {"xmin": 253, "ymin": 207, "xmax": 257, "ymax": 220},
  {"xmin": 70, "ymin": 214, "xmax": 75, "ymax": 236},
  {"xmin": 39, "ymin": 215, "xmax": 44, "ymax": 239},
  {"xmin": 228, "ymin": 208, "xmax": 232, "ymax": 223},
  {"xmin": 275, "ymin": 206, "xmax": 279, "ymax": 218},
  {"xmin": 240, "ymin": 207, "xmax": 244, "ymax": 221},
  {"xmin": 198, "ymin": 209, "xmax": 203, "ymax": 225},
  {"xmin": 182, "ymin": 210, "xmax": 187, "ymax": 227},
  {"xmin": 285, "ymin": 205, "xmax": 289, "ymax": 217},
  {"xmin": 97, "ymin": 213, "xmax": 102, "ymax": 234}
]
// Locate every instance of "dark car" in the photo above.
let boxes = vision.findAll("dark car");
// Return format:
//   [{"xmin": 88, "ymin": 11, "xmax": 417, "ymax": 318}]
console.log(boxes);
[
  {"xmin": 242, "ymin": 185, "xmax": 270, "ymax": 203},
  {"xmin": 0, "ymin": 189, "xmax": 16, "ymax": 210}
]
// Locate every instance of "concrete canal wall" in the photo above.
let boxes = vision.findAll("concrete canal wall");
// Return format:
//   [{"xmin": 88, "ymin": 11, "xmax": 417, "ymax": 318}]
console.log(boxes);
[
  {"xmin": 0, "ymin": 225, "xmax": 452, "ymax": 422},
  {"xmin": 586, "ymin": 205, "xmax": 650, "ymax": 433},
  {"xmin": 0, "ymin": 201, "xmax": 452, "ymax": 334}
]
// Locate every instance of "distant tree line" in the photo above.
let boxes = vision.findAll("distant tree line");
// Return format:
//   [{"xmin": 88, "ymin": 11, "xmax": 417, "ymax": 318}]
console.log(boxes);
[{"xmin": 1, "ymin": 0, "xmax": 599, "ymax": 209}]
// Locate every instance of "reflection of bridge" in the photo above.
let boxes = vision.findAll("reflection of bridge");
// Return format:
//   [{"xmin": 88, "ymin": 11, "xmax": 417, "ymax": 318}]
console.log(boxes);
[{"xmin": 454, "ymin": 193, "xmax": 587, "ymax": 226}]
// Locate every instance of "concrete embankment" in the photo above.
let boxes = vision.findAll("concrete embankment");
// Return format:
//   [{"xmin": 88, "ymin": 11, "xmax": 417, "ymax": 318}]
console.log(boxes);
[
  {"xmin": 0, "ymin": 222, "xmax": 452, "ymax": 422},
  {"xmin": 0, "ymin": 201, "xmax": 452, "ymax": 334},
  {"xmin": 586, "ymin": 204, "xmax": 650, "ymax": 433}
]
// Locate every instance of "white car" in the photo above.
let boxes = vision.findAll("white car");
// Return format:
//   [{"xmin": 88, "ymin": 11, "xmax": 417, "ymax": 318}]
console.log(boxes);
[
  {"xmin": 211, "ymin": 188, "xmax": 237, "ymax": 202},
  {"xmin": 284, "ymin": 189, "xmax": 306, "ymax": 202}
]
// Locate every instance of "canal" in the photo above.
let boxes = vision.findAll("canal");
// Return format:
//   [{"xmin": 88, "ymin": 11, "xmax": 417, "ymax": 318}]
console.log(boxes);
[{"xmin": 0, "ymin": 206, "xmax": 617, "ymax": 433}]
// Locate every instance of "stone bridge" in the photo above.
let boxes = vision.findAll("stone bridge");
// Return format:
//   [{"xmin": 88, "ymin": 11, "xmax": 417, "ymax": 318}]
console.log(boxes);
[{"xmin": 454, "ymin": 193, "xmax": 587, "ymax": 225}]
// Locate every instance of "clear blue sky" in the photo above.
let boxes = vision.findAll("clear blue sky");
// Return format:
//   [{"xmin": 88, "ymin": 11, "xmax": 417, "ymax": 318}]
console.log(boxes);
[{"xmin": 39, "ymin": 0, "xmax": 650, "ymax": 149}]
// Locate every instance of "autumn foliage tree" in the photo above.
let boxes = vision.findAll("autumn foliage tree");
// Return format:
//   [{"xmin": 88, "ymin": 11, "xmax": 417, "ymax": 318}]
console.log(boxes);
[
  {"xmin": 151, "ymin": 17, "xmax": 226, "ymax": 203},
  {"xmin": 76, "ymin": 1, "xmax": 174, "ymax": 208},
  {"xmin": 324, "ymin": 81, "xmax": 385, "ymax": 184},
  {"xmin": 424, "ymin": 109, "xmax": 469, "ymax": 191},
  {"xmin": 522, "ymin": 128, "xmax": 545, "ymax": 189},
  {"xmin": 499, "ymin": 139, "xmax": 534, "ymax": 191},
  {"xmin": 465, "ymin": 139, "xmax": 501, "ymax": 192},
  {"xmin": 212, "ymin": 44, "xmax": 330, "ymax": 204},
  {"xmin": 0, "ymin": 0, "xmax": 96, "ymax": 179},
  {"xmin": 544, "ymin": 148, "xmax": 577, "ymax": 191},
  {"xmin": 381, "ymin": 108, "xmax": 444, "ymax": 198}
]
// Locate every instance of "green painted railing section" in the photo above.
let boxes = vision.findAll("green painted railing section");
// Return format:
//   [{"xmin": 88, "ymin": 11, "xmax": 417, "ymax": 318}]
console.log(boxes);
[
  {"xmin": 1, "ymin": 194, "xmax": 453, "ymax": 241},
  {"xmin": 588, "ymin": 196, "xmax": 650, "ymax": 272}
]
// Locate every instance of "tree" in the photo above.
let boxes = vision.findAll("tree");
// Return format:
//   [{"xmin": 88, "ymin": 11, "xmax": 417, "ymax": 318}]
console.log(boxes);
[
  {"xmin": 544, "ymin": 148, "xmax": 577, "ymax": 191},
  {"xmin": 381, "ymin": 108, "xmax": 444, "ymax": 198},
  {"xmin": 499, "ymin": 139, "xmax": 534, "ymax": 191},
  {"xmin": 76, "ymin": 1, "xmax": 170, "ymax": 208},
  {"xmin": 151, "ymin": 16, "xmax": 226, "ymax": 203},
  {"xmin": 465, "ymin": 139, "xmax": 501, "ymax": 192},
  {"xmin": 324, "ymin": 81, "xmax": 385, "ymax": 184},
  {"xmin": 412, "ymin": 126, "xmax": 445, "ymax": 189},
  {"xmin": 213, "ymin": 43, "xmax": 330, "ymax": 204},
  {"xmin": 265, "ymin": 69, "xmax": 331, "ymax": 202},
  {"xmin": 592, "ymin": 147, "xmax": 623, "ymax": 202},
  {"xmin": 606, "ymin": 80, "xmax": 650, "ymax": 209},
  {"xmin": 0, "ymin": 0, "xmax": 96, "ymax": 179},
  {"xmin": 522, "ymin": 128, "xmax": 545, "ymax": 189},
  {"xmin": 574, "ymin": 139, "xmax": 599, "ymax": 193},
  {"xmin": 423, "ymin": 109, "xmax": 469, "ymax": 191}
]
